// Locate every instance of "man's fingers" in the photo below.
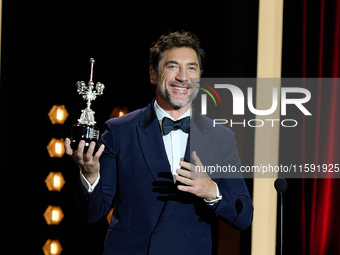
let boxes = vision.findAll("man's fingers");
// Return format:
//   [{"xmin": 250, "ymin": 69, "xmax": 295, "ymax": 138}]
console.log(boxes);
[
  {"xmin": 175, "ymin": 174, "xmax": 194, "ymax": 186},
  {"xmin": 177, "ymin": 184, "xmax": 193, "ymax": 193},
  {"xmin": 76, "ymin": 140, "xmax": 85, "ymax": 160},
  {"xmin": 179, "ymin": 151, "xmax": 203, "ymax": 172},
  {"xmin": 65, "ymin": 139, "xmax": 104, "ymax": 177},
  {"xmin": 64, "ymin": 138, "xmax": 73, "ymax": 156},
  {"xmin": 85, "ymin": 141, "xmax": 96, "ymax": 161},
  {"xmin": 179, "ymin": 161, "xmax": 195, "ymax": 171},
  {"xmin": 191, "ymin": 151, "xmax": 203, "ymax": 167},
  {"xmin": 176, "ymin": 168, "xmax": 191, "ymax": 178},
  {"xmin": 93, "ymin": 144, "xmax": 105, "ymax": 160}
]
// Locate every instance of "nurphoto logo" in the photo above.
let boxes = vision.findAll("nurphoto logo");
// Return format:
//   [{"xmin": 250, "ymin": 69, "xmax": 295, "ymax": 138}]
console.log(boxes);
[{"xmin": 196, "ymin": 78, "xmax": 312, "ymax": 128}]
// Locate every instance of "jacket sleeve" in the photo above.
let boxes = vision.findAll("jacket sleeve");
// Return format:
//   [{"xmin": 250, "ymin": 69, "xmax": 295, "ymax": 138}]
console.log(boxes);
[
  {"xmin": 75, "ymin": 121, "xmax": 117, "ymax": 223},
  {"xmin": 211, "ymin": 131, "xmax": 253, "ymax": 231}
]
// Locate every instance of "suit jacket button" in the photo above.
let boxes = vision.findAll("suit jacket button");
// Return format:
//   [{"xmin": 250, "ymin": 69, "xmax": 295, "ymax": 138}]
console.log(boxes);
[{"xmin": 184, "ymin": 232, "xmax": 189, "ymax": 237}]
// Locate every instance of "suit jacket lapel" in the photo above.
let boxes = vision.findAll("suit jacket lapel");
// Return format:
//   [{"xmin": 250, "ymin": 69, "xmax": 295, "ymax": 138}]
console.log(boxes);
[
  {"xmin": 184, "ymin": 134, "xmax": 191, "ymax": 163},
  {"xmin": 136, "ymin": 100, "xmax": 171, "ymax": 181},
  {"xmin": 187, "ymin": 107, "xmax": 209, "ymax": 162},
  {"xmin": 184, "ymin": 106, "xmax": 208, "ymax": 164}
]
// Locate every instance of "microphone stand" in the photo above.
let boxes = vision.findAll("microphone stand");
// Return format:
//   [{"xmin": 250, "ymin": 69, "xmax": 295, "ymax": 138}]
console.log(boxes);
[
  {"xmin": 274, "ymin": 177, "xmax": 287, "ymax": 255},
  {"xmin": 280, "ymin": 192, "xmax": 283, "ymax": 255}
]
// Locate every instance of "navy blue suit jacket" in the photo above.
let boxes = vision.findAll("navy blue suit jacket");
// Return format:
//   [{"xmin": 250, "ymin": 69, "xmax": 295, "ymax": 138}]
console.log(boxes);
[{"xmin": 76, "ymin": 99, "xmax": 253, "ymax": 255}]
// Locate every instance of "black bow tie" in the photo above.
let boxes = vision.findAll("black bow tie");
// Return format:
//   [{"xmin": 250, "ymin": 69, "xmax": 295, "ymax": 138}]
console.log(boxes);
[{"xmin": 162, "ymin": 116, "xmax": 190, "ymax": 135}]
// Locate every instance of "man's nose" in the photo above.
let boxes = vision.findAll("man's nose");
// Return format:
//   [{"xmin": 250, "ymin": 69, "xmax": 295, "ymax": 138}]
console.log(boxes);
[{"xmin": 176, "ymin": 67, "xmax": 189, "ymax": 82}]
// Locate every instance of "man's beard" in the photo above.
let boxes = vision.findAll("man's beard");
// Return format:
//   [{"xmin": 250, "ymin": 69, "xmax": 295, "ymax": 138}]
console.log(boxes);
[{"xmin": 156, "ymin": 78, "xmax": 199, "ymax": 109}]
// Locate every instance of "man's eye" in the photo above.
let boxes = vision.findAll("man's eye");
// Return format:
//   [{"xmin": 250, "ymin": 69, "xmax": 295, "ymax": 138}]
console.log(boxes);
[
  {"xmin": 167, "ymin": 65, "xmax": 178, "ymax": 70},
  {"xmin": 189, "ymin": 66, "xmax": 197, "ymax": 71}
]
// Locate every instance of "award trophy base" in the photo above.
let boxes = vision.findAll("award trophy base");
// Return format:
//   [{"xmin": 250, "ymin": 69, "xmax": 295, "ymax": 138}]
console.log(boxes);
[{"xmin": 70, "ymin": 124, "xmax": 100, "ymax": 153}]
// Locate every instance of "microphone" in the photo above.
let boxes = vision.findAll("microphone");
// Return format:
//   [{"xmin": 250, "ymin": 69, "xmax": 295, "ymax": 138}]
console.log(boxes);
[
  {"xmin": 275, "ymin": 177, "xmax": 287, "ymax": 255},
  {"xmin": 274, "ymin": 177, "xmax": 288, "ymax": 193}
]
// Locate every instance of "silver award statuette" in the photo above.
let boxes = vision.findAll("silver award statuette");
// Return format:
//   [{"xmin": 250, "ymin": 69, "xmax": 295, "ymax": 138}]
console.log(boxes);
[{"xmin": 70, "ymin": 58, "xmax": 105, "ymax": 153}]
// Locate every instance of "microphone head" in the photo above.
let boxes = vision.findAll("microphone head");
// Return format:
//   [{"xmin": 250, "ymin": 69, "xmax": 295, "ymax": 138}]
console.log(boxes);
[{"xmin": 274, "ymin": 177, "xmax": 288, "ymax": 193}]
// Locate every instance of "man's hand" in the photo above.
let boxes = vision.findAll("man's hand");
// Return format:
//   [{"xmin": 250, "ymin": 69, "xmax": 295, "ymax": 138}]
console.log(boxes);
[
  {"xmin": 64, "ymin": 138, "xmax": 105, "ymax": 185},
  {"xmin": 175, "ymin": 151, "xmax": 217, "ymax": 201}
]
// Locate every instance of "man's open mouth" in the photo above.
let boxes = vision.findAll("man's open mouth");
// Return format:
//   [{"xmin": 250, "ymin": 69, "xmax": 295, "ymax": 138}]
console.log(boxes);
[{"xmin": 170, "ymin": 84, "xmax": 191, "ymax": 92}]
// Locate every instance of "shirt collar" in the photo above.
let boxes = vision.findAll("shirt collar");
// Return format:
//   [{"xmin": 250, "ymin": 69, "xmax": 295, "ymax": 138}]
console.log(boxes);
[{"xmin": 154, "ymin": 100, "xmax": 191, "ymax": 121}]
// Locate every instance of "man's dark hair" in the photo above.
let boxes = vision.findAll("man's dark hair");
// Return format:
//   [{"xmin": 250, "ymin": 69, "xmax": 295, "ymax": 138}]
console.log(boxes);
[{"xmin": 149, "ymin": 31, "xmax": 205, "ymax": 73}]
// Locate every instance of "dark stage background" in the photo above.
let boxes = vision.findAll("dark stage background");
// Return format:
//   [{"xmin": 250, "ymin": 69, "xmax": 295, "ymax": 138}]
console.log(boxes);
[
  {"xmin": 2, "ymin": 1, "xmax": 340, "ymax": 255},
  {"xmin": 0, "ymin": 1, "xmax": 258, "ymax": 254}
]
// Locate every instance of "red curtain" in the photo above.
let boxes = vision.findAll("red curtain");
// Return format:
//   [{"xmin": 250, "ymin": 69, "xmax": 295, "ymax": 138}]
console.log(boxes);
[{"xmin": 300, "ymin": 0, "xmax": 340, "ymax": 254}]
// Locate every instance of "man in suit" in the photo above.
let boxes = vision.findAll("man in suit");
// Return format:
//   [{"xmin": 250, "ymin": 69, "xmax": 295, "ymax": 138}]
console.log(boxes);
[{"xmin": 65, "ymin": 31, "xmax": 253, "ymax": 255}]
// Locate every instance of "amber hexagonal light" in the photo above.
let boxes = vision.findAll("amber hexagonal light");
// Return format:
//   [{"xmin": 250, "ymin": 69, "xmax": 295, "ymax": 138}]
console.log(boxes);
[
  {"xmin": 46, "ymin": 138, "xmax": 65, "ymax": 158},
  {"xmin": 42, "ymin": 239, "xmax": 63, "ymax": 255},
  {"xmin": 45, "ymin": 172, "xmax": 65, "ymax": 192},
  {"xmin": 43, "ymin": 205, "xmax": 64, "ymax": 225},
  {"xmin": 48, "ymin": 105, "xmax": 69, "ymax": 124},
  {"xmin": 110, "ymin": 107, "xmax": 128, "ymax": 118}
]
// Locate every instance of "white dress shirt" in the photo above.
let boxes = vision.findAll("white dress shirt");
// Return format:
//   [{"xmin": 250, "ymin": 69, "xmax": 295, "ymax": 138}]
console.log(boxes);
[
  {"xmin": 154, "ymin": 100, "xmax": 190, "ymax": 183},
  {"xmin": 80, "ymin": 100, "xmax": 221, "ymax": 205}
]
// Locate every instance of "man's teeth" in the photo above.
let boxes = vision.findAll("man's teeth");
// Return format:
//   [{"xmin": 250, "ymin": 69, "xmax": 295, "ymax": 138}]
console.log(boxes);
[{"xmin": 173, "ymin": 86, "xmax": 188, "ymax": 90}]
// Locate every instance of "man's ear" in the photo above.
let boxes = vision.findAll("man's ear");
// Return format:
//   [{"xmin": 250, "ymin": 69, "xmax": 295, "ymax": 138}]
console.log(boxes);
[{"xmin": 149, "ymin": 66, "xmax": 158, "ymax": 85}]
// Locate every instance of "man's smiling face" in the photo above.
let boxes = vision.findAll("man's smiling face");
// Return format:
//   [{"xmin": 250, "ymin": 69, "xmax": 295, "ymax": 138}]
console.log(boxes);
[{"xmin": 151, "ymin": 47, "xmax": 200, "ymax": 111}]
